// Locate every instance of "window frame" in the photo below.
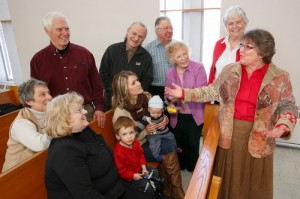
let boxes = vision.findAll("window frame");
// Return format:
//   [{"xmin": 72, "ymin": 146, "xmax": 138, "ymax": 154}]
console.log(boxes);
[{"xmin": 0, "ymin": 21, "xmax": 13, "ymax": 82}]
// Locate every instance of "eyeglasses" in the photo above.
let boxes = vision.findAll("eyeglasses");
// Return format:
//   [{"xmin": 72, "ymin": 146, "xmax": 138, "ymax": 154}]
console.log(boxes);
[
  {"xmin": 157, "ymin": 26, "xmax": 173, "ymax": 31},
  {"xmin": 75, "ymin": 105, "xmax": 85, "ymax": 113},
  {"xmin": 240, "ymin": 43, "xmax": 255, "ymax": 51}
]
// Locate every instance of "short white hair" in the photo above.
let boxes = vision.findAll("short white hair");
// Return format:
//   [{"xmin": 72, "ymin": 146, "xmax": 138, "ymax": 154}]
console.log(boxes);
[
  {"xmin": 223, "ymin": 5, "xmax": 248, "ymax": 27},
  {"xmin": 43, "ymin": 11, "xmax": 69, "ymax": 31}
]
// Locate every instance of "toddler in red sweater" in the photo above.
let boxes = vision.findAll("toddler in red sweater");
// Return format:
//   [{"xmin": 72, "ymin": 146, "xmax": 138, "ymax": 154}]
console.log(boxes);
[{"xmin": 113, "ymin": 116, "xmax": 162, "ymax": 195}]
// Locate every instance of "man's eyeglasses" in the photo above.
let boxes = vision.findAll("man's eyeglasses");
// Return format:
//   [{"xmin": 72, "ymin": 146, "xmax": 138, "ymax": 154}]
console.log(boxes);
[
  {"xmin": 157, "ymin": 26, "xmax": 173, "ymax": 31},
  {"xmin": 240, "ymin": 43, "xmax": 255, "ymax": 50}
]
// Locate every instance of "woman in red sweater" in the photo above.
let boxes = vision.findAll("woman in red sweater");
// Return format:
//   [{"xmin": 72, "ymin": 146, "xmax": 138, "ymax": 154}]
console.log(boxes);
[{"xmin": 208, "ymin": 5, "xmax": 248, "ymax": 84}]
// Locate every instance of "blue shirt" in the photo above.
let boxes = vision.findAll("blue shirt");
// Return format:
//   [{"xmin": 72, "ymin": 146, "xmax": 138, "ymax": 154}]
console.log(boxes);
[{"xmin": 144, "ymin": 39, "xmax": 172, "ymax": 86}]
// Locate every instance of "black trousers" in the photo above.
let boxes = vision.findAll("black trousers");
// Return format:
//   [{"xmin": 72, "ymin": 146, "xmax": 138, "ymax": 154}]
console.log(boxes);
[{"xmin": 174, "ymin": 114, "xmax": 203, "ymax": 172}]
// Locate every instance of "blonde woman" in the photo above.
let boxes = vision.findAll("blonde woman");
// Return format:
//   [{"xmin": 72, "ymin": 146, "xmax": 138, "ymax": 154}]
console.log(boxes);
[
  {"xmin": 165, "ymin": 41, "xmax": 207, "ymax": 171},
  {"xmin": 112, "ymin": 71, "xmax": 185, "ymax": 199}
]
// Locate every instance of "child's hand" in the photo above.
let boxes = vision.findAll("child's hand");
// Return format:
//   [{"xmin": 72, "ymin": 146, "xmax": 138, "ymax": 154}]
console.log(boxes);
[
  {"xmin": 142, "ymin": 169, "xmax": 149, "ymax": 176},
  {"xmin": 133, "ymin": 173, "xmax": 143, "ymax": 181}
]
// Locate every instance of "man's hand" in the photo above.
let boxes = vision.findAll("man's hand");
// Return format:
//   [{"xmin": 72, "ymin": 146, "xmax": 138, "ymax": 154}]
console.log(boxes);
[{"xmin": 93, "ymin": 110, "xmax": 106, "ymax": 128}]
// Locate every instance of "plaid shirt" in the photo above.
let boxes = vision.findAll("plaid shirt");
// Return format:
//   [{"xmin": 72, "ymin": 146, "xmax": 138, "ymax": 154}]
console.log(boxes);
[{"xmin": 144, "ymin": 39, "xmax": 172, "ymax": 87}]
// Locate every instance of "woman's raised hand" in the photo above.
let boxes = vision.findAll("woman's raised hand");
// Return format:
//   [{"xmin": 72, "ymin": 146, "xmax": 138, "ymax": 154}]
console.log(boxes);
[{"xmin": 165, "ymin": 83, "xmax": 183, "ymax": 99}]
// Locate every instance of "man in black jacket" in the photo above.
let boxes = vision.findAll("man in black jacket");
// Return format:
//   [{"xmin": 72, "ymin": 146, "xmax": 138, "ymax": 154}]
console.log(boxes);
[{"xmin": 99, "ymin": 22, "xmax": 153, "ymax": 111}]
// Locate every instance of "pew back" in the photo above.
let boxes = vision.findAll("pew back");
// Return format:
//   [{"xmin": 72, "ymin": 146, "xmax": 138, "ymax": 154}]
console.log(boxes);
[
  {"xmin": 0, "ymin": 87, "xmax": 20, "ymax": 106},
  {"xmin": 203, "ymin": 104, "xmax": 219, "ymax": 140},
  {"xmin": 0, "ymin": 150, "xmax": 47, "ymax": 199},
  {"xmin": 89, "ymin": 110, "xmax": 117, "ymax": 148},
  {"xmin": 185, "ymin": 115, "xmax": 221, "ymax": 199},
  {"xmin": 0, "ymin": 111, "xmax": 159, "ymax": 199},
  {"xmin": 0, "ymin": 110, "xmax": 19, "ymax": 171}
]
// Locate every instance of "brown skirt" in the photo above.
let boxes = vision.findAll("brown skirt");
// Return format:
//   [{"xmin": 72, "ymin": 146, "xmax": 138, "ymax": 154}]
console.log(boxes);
[{"xmin": 214, "ymin": 119, "xmax": 273, "ymax": 199}]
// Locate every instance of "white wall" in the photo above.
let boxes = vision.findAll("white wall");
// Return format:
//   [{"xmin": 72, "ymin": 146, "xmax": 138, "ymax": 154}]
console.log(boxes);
[
  {"xmin": 221, "ymin": 0, "xmax": 300, "ymax": 105},
  {"xmin": 7, "ymin": 0, "xmax": 159, "ymax": 82}
]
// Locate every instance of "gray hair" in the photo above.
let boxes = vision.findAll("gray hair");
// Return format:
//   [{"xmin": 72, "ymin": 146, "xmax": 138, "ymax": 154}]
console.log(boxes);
[
  {"xmin": 155, "ymin": 16, "xmax": 171, "ymax": 28},
  {"xmin": 18, "ymin": 78, "xmax": 48, "ymax": 106},
  {"xmin": 223, "ymin": 5, "xmax": 248, "ymax": 27},
  {"xmin": 43, "ymin": 11, "xmax": 69, "ymax": 31},
  {"xmin": 127, "ymin": 22, "xmax": 148, "ymax": 37}
]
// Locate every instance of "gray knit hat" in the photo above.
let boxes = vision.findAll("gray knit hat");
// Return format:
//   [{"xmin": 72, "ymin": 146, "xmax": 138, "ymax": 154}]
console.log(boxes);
[{"xmin": 148, "ymin": 95, "xmax": 163, "ymax": 109}]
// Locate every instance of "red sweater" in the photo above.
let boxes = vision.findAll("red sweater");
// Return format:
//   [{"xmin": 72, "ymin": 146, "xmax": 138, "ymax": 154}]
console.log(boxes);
[
  {"xmin": 31, "ymin": 42, "xmax": 104, "ymax": 111},
  {"xmin": 114, "ymin": 140, "xmax": 146, "ymax": 181},
  {"xmin": 208, "ymin": 37, "xmax": 240, "ymax": 84}
]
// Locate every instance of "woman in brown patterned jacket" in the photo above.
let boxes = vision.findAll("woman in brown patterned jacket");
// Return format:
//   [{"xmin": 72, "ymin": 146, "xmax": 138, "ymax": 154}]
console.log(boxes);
[{"xmin": 165, "ymin": 29, "xmax": 297, "ymax": 199}]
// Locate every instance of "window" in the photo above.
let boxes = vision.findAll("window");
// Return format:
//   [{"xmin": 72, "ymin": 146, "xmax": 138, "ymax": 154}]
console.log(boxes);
[
  {"xmin": 160, "ymin": 0, "xmax": 221, "ymax": 76},
  {"xmin": 0, "ymin": 22, "xmax": 13, "ymax": 82}
]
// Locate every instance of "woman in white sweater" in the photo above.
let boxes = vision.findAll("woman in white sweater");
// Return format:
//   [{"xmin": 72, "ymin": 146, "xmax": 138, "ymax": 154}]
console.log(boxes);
[{"xmin": 2, "ymin": 78, "xmax": 52, "ymax": 172}]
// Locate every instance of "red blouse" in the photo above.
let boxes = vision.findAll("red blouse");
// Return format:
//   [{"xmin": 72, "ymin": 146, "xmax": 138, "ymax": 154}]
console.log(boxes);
[{"xmin": 234, "ymin": 64, "xmax": 269, "ymax": 122}]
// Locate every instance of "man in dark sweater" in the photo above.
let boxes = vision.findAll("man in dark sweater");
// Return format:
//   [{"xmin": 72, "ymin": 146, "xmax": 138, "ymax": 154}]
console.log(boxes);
[{"xmin": 99, "ymin": 22, "xmax": 153, "ymax": 111}]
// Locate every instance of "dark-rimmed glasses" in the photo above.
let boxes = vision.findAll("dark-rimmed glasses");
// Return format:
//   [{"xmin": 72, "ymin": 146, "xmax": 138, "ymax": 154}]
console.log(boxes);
[{"xmin": 240, "ymin": 43, "xmax": 255, "ymax": 50}]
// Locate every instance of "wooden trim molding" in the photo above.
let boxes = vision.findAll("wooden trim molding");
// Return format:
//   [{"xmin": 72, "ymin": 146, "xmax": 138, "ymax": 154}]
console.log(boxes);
[
  {"xmin": 0, "ymin": 20, "xmax": 12, "ymax": 23},
  {"xmin": 160, "ymin": 8, "xmax": 220, "ymax": 13}
]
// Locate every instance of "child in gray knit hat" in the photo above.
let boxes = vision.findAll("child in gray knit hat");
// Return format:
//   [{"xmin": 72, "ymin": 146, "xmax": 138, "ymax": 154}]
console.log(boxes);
[{"xmin": 136, "ymin": 95, "xmax": 181, "ymax": 161}]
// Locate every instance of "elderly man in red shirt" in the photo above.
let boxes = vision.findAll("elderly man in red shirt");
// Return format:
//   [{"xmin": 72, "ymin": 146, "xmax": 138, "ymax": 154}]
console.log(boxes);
[{"xmin": 30, "ymin": 11, "xmax": 105, "ymax": 128}]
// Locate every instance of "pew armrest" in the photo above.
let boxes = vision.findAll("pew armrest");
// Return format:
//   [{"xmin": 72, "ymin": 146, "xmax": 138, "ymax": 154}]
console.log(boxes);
[
  {"xmin": 185, "ymin": 116, "xmax": 221, "ymax": 199},
  {"xmin": 203, "ymin": 104, "xmax": 219, "ymax": 141},
  {"xmin": 208, "ymin": 175, "xmax": 222, "ymax": 199}
]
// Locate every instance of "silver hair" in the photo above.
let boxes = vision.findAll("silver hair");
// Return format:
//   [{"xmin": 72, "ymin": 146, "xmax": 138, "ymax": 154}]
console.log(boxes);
[
  {"xmin": 43, "ymin": 11, "xmax": 70, "ymax": 31},
  {"xmin": 127, "ymin": 22, "xmax": 148, "ymax": 37},
  {"xmin": 223, "ymin": 5, "xmax": 248, "ymax": 27},
  {"xmin": 155, "ymin": 16, "xmax": 171, "ymax": 28},
  {"xmin": 18, "ymin": 78, "xmax": 48, "ymax": 107}
]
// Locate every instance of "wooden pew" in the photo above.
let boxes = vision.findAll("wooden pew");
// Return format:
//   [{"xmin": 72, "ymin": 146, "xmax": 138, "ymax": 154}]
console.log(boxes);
[
  {"xmin": 0, "ymin": 86, "xmax": 20, "ymax": 106},
  {"xmin": 185, "ymin": 105, "xmax": 221, "ymax": 199},
  {"xmin": 89, "ymin": 110, "xmax": 160, "ymax": 168},
  {"xmin": 0, "ymin": 108, "xmax": 47, "ymax": 199},
  {"xmin": 203, "ymin": 104, "xmax": 219, "ymax": 141},
  {"xmin": 0, "ymin": 150, "xmax": 47, "ymax": 199},
  {"xmin": 0, "ymin": 108, "xmax": 186, "ymax": 198},
  {"xmin": 89, "ymin": 110, "xmax": 117, "ymax": 149},
  {"xmin": 0, "ymin": 110, "xmax": 19, "ymax": 170}
]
